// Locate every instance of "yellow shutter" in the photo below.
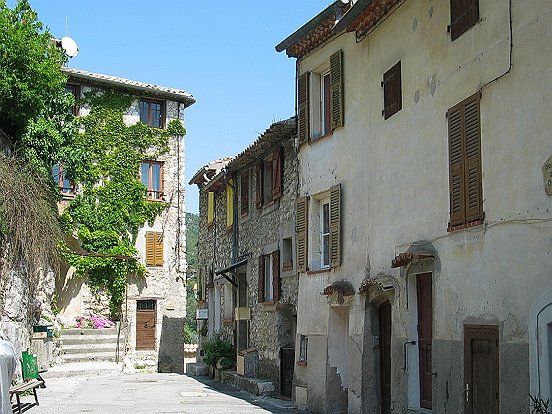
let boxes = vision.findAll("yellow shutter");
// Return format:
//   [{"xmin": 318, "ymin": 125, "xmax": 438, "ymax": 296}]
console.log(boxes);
[
  {"xmin": 226, "ymin": 180, "xmax": 233, "ymax": 228},
  {"xmin": 146, "ymin": 231, "xmax": 163, "ymax": 267},
  {"xmin": 154, "ymin": 232, "xmax": 164, "ymax": 266},
  {"xmin": 207, "ymin": 192, "xmax": 214, "ymax": 224}
]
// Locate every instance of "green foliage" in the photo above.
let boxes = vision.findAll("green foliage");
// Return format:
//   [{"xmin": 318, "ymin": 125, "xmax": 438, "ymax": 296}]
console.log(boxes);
[
  {"xmin": 184, "ymin": 212, "xmax": 199, "ymax": 336},
  {"xmin": 531, "ymin": 395, "xmax": 551, "ymax": 414},
  {"xmin": 202, "ymin": 336, "xmax": 234, "ymax": 368},
  {"xmin": 0, "ymin": 0, "xmax": 76, "ymax": 175},
  {"xmin": 61, "ymin": 90, "xmax": 185, "ymax": 317},
  {"xmin": 183, "ymin": 323, "xmax": 197, "ymax": 344}
]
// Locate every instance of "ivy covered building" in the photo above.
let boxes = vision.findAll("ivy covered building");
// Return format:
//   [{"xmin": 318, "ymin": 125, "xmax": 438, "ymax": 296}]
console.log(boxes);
[{"xmin": 55, "ymin": 68, "xmax": 195, "ymax": 373}]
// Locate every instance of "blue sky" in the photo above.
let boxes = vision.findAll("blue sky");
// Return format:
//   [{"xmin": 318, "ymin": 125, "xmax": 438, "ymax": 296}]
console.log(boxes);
[{"xmin": 17, "ymin": 0, "xmax": 328, "ymax": 213}]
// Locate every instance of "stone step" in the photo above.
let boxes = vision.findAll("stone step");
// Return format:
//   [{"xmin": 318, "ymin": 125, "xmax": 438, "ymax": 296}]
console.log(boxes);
[
  {"xmin": 60, "ymin": 328, "xmax": 118, "ymax": 336},
  {"xmin": 186, "ymin": 362, "xmax": 208, "ymax": 376},
  {"xmin": 60, "ymin": 335, "xmax": 119, "ymax": 345},
  {"xmin": 42, "ymin": 361, "xmax": 123, "ymax": 379},
  {"xmin": 62, "ymin": 342, "xmax": 119, "ymax": 354},
  {"xmin": 220, "ymin": 370, "xmax": 278, "ymax": 397},
  {"xmin": 62, "ymin": 351, "xmax": 119, "ymax": 363}
]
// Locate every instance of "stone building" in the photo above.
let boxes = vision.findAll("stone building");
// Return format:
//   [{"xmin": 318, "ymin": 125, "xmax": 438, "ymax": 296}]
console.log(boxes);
[
  {"xmin": 56, "ymin": 68, "xmax": 194, "ymax": 372},
  {"xmin": 276, "ymin": 0, "xmax": 552, "ymax": 413},
  {"xmin": 190, "ymin": 118, "xmax": 298, "ymax": 396}
]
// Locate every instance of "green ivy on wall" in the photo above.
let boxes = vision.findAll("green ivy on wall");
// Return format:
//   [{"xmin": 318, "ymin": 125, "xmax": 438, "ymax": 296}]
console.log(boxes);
[{"xmin": 61, "ymin": 90, "xmax": 185, "ymax": 317}]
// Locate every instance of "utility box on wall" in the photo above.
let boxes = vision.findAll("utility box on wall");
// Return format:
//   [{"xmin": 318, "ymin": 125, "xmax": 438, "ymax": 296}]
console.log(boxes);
[
  {"xmin": 234, "ymin": 307, "xmax": 251, "ymax": 320},
  {"xmin": 236, "ymin": 347, "xmax": 257, "ymax": 377}
]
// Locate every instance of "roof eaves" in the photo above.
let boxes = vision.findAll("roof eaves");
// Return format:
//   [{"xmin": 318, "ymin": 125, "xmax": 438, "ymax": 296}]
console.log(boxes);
[
  {"xmin": 333, "ymin": 0, "xmax": 373, "ymax": 32},
  {"xmin": 275, "ymin": 3, "xmax": 336, "ymax": 53},
  {"xmin": 63, "ymin": 67, "xmax": 196, "ymax": 107}
]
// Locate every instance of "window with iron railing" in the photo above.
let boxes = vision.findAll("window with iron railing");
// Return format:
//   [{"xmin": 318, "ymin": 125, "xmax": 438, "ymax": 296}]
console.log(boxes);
[{"xmin": 141, "ymin": 161, "xmax": 164, "ymax": 201}]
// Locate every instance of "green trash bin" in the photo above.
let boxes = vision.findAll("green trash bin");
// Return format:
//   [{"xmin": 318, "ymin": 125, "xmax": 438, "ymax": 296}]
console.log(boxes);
[{"xmin": 22, "ymin": 351, "xmax": 39, "ymax": 380}]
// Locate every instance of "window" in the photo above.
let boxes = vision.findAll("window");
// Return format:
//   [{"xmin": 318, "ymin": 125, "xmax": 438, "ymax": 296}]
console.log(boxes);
[
  {"xmin": 258, "ymin": 250, "xmax": 280, "ymax": 303},
  {"xmin": 141, "ymin": 161, "xmax": 163, "ymax": 201},
  {"xmin": 207, "ymin": 192, "xmax": 214, "ymax": 225},
  {"xmin": 450, "ymin": 0, "xmax": 479, "ymax": 41},
  {"xmin": 297, "ymin": 184, "xmax": 341, "ymax": 272},
  {"xmin": 145, "ymin": 231, "xmax": 163, "ymax": 266},
  {"xmin": 52, "ymin": 163, "xmax": 76, "ymax": 197},
  {"xmin": 240, "ymin": 171, "xmax": 249, "ymax": 217},
  {"xmin": 382, "ymin": 61, "xmax": 402, "ymax": 120},
  {"xmin": 226, "ymin": 179, "xmax": 234, "ymax": 228},
  {"xmin": 255, "ymin": 148, "xmax": 282, "ymax": 208},
  {"xmin": 298, "ymin": 49, "xmax": 343, "ymax": 145},
  {"xmin": 447, "ymin": 92, "xmax": 483, "ymax": 230},
  {"xmin": 139, "ymin": 99, "xmax": 165, "ymax": 128},
  {"xmin": 223, "ymin": 283, "xmax": 234, "ymax": 322},
  {"xmin": 65, "ymin": 84, "xmax": 80, "ymax": 116},
  {"xmin": 299, "ymin": 335, "xmax": 308, "ymax": 363},
  {"xmin": 282, "ymin": 237, "xmax": 293, "ymax": 271}
]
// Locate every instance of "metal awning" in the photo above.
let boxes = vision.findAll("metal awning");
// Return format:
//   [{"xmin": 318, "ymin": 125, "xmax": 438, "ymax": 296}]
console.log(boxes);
[
  {"xmin": 391, "ymin": 251, "xmax": 435, "ymax": 268},
  {"xmin": 215, "ymin": 258, "xmax": 248, "ymax": 288}
]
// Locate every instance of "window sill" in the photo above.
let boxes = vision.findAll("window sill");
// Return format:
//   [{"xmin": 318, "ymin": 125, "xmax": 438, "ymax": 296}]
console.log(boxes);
[
  {"xmin": 146, "ymin": 198, "xmax": 165, "ymax": 203},
  {"xmin": 447, "ymin": 218, "xmax": 484, "ymax": 233},
  {"xmin": 309, "ymin": 132, "xmax": 333, "ymax": 144},
  {"xmin": 306, "ymin": 268, "xmax": 331, "ymax": 276},
  {"xmin": 61, "ymin": 193, "xmax": 76, "ymax": 200},
  {"xmin": 282, "ymin": 263, "xmax": 293, "ymax": 272},
  {"xmin": 222, "ymin": 319, "xmax": 234, "ymax": 326},
  {"xmin": 258, "ymin": 302, "xmax": 277, "ymax": 312},
  {"xmin": 296, "ymin": 360, "xmax": 307, "ymax": 366}
]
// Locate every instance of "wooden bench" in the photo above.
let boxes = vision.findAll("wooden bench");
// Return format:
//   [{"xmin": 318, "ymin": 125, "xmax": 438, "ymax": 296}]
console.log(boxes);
[{"xmin": 9, "ymin": 351, "xmax": 46, "ymax": 414}]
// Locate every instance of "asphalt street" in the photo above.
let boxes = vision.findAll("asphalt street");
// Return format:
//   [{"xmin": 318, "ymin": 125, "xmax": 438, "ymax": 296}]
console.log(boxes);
[{"xmin": 17, "ymin": 372, "xmax": 298, "ymax": 414}]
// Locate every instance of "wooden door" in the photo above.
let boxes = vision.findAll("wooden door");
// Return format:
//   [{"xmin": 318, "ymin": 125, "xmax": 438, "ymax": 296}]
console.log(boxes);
[
  {"xmin": 417, "ymin": 273, "xmax": 433, "ymax": 409},
  {"xmin": 280, "ymin": 347, "xmax": 295, "ymax": 398},
  {"xmin": 379, "ymin": 301, "xmax": 392, "ymax": 414},
  {"xmin": 464, "ymin": 325, "xmax": 499, "ymax": 414},
  {"xmin": 136, "ymin": 300, "xmax": 156, "ymax": 350}
]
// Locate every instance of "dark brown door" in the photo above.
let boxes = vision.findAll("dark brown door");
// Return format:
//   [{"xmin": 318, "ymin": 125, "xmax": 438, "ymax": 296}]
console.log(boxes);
[
  {"xmin": 379, "ymin": 300, "xmax": 392, "ymax": 414},
  {"xmin": 280, "ymin": 347, "xmax": 295, "ymax": 398},
  {"xmin": 136, "ymin": 300, "xmax": 156, "ymax": 350},
  {"xmin": 417, "ymin": 273, "xmax": 433, "ymax": 409},
  {"xmin": 464, "ymin": 325, "xmax": 499, "ymax": 414}
]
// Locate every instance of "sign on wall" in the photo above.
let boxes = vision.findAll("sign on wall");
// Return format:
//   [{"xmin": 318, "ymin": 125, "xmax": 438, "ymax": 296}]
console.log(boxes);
[
  {"xmin": 544, "ymin": 155, "xmax": 552, "ymax": 196},
  {"xmin": 196, "ymin": 308, "xmax": 208, "ymax": 320}
]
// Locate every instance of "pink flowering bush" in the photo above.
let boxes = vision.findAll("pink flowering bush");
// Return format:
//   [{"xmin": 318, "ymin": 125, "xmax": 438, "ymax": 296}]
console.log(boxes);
[{"xmin": 75, "ymin": 314, "xmax": 115, "ymax": 329}]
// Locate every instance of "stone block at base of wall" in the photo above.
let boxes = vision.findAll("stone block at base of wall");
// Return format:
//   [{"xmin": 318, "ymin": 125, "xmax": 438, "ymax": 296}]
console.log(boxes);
[{"xmin": 220, "ymin": 370, "xmax": 278, "ymax": 397}]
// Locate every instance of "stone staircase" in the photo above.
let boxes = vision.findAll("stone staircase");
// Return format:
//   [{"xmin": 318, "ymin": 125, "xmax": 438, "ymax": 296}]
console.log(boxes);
[{"xmin": 60, "ymin": 327, "xmax": 122, "ymax": 363}]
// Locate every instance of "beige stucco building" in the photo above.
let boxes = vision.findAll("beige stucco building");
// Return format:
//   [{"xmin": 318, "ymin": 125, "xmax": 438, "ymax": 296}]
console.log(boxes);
[
  {"xmin": 277, "ymin": 0, "xmax": 552, "ymax": 413},
  {"xmin": 56, "ymin": 68, "xmax": 194, "ymax": 372}
]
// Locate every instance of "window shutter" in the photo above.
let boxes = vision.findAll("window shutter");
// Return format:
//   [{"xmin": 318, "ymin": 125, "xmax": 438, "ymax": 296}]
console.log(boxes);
[
  {"xmin": 382, "ymin": 61, "xmax": 402, "ymax": 120},
  {"xmin": 207, "ymin": 192, "xmax": 214, "ymax": 224},
  {"xmin": 240, "ymin": 172, "xmax": 249, "ymax": 216},
  {"xmin": 154, "ymin": 232, "xmax": 164, "ymax": 266},
  {"xmin": 255, "ymin": 163, "xmax": 263, "ymax": 209},
  {"xmin": 448, "ymin": 104, "xmax": 465, "ymax": 227},
  {"xmin": 226, "ymin": 180, "xmax": 234, "ymax": 228},
  {"xmin": 450, "ymin": 0, "xmax": 478, "ymax": 41},
  {"xmin": 272, "ymin": 250, "xmax": 280, "ymax": 302},
  {"xmin": 258, "ymin": 255, "xmax": 265, "ymax": 303},
  {"xmin": 298, "ymin": 72, "xmax": 310, "ymax": 146},
  {"xmin": 296, "ymin": 196, "xmax": 308, "ymax": 273},
  {"xmin": 271, "ymin": 148, "xmax": 283, "ymax": 200},
  {"xmin": 145, "ymin": 232, "xmax": 155, "ymax": 266},
  {"xmin": 464, "ymin": 94, "xmax": 483, "ymax": 222},
  {"xmin": 330, "ymin": 50, "xmax": 344, "ymax": 130},
  {"xmin": 329, "ymin": 184, "xmax": 341, "ymax": 268}
]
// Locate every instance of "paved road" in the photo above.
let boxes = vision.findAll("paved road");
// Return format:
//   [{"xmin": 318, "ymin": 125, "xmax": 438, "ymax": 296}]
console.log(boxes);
[{"xmin": 21, "ymin": 372, "xmax": 298, "ymax": 414}]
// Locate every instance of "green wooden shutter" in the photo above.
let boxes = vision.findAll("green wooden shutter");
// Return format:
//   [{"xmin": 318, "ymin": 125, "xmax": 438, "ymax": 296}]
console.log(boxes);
[
  {"xmin": 272, "ymin": 250, "xmax": 280, "ymax": 302},
  {"xmin": 329, "ymin": 184, "xmax": 341, "ymax": 268},
  {"xmin": 330, "ymin": 49, "xmax": 344, "ymax": 130},
  {"xmin": 258, "ymin": 255, "xmax": 265, "ymax": 303},
  {"xmin": 298, "ymin": 72, "xmax": 310, "ymax": 145},
  {"xmin": 448, "ymin": 103, "xmax": 465, "ymax": 227},
  {"xmin": 296, "ymin": 196, "xmax": 308, "ymax": 273},
  {"xmin": 464, "ymin": 94, "xmax": 483, "ymax": 222}
]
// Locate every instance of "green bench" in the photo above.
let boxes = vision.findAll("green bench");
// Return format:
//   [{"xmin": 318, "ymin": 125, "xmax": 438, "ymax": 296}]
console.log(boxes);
[{"xmin": 9, "ymin": 351, "xmax": 46, "ymax": 414}]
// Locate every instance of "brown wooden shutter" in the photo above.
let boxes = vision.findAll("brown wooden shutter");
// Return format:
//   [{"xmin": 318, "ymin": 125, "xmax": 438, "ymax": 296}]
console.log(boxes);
[
  {"xmin": 450, "ymin": 0, "xmax": 479, "ymax": 41},
  {"xmin": 382, "ymin": 61, "xmax": 402, "ymax": 120},
  {"xmin": 272, "ymin": 147, "xmax": 282, "ymax": 200},
  {"xmin": 330, "ymin": 49, "xmax": 344, "ymax": 130},
  {"xmin": 272, "ymin": 250, "xmax": 280, "ymax": 302},
  {"xmin": 447, "ymin": 92, "xmax": 482, "ymax": 228},
  {"xmin": 258, "ymin": 255, "xmax": 265, "ymax": 303},
  {"xmin": 448, "ymin": 104, "xmax": 466, "ymax": 227},
  {"xmin": 298, "ymin": 72, "xmax": 310, "ymax": 145},
  {"xmin": 329, "ymin": 184, "xmax": 341, "ymax": 268},
  {"xmin": 154, "ymin": 232, "xmax": 164, "ymax": 266},
  {"xmin": 241, "ymin": 171, "xmax": 249, "ymax": 216},
  {"xmin": 296, "ymin": 196, "xmax": 308, "ymax": 273},
  {"xmin": 145, "ymin": 232, "xmax": 155, "ymax": 266},
  {"xmin": 255, "ymin": 163, "xmax": 263, "ymax": 209}
]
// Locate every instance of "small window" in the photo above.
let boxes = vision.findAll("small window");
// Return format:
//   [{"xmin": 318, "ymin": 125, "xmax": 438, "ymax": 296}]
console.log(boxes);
[
  {"xmin": 282, "ymin": 237, "xmax": 293, "ymax": 271},
  {"xmin": 65, "ymin": 84, "xmax": 80, "ymax": 116},
  {"xmin": 264, "ymin": 253, "xmax": 273, "ymax": 301},
  {"xmin": 137, "ymin": 299, "xmax": 156, "ymax": 311},
  {"xmin": 145, "ymin": 231, "xmax": 164, "ymax": 267},
  {"xmin": 382, "ymin": 61, "xmax": 402, "ymax": 120},
  {"xmin": 299, "ymin": 335, "xmax": 308, "ymax": 363},
  {"xmin": 256, "ymin": 148, "xmax": 282, "ymax": 208},
  {"xmin": 52, "ymin": 163, "xmax": 76, "ymax": 197},
  {"xmin": 223, "ymin": 283, "xmax": 234, "ymax": 321},
  {"xmin": 320, "ymin": 200, "xmax": 330, "ymax": 268},
  {"xmin": 207, "ymin": 192, "xmax": 214, "ymax": 225},
  {"xmin": 258, "ymin": 251, "xmax": 280, "ymax": 303},
  {"xmin": 141, "ymin": 161, "xmax": 163, "ymax": 201},
  {"xmin": 450, "ymin": 0, "xmax": 479, "ymax": 41},
  {"xmin": 321, "ymin": 71, "xmax": 332, "ymax": 136},
  {"xmin": 240, "ymin": 171, "xmax": 249, "ymax": 217},
  {"xmin": 263, "ymin": 158, "xmax": 273, "ymax": 206},
  {"xmin": 139, "ymin": 99, "xmax": 165, "ymax": 128}
]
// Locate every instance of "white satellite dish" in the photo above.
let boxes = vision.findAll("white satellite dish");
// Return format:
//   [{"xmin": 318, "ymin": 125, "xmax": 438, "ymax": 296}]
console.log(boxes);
[{"xmin": 61, "ymin": 36, "xmax": 79, "ymax": 58}]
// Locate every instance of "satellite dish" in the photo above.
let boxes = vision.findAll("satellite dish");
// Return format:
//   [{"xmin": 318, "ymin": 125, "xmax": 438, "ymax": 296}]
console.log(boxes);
[{"xmin": 61, "ymin": 36, "xmax": 79, "ymax": 58}]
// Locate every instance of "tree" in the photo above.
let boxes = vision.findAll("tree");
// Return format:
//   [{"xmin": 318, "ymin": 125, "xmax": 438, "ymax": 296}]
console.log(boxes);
[{"xmin": 0, "ymin": 0, "xmax": 75, "ymax": 174}]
